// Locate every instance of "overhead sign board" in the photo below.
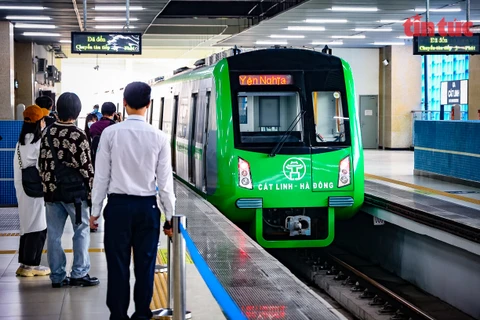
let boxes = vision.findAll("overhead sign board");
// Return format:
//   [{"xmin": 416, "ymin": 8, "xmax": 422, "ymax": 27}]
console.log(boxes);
[
  {"xmin": 440, "ymin": 80, "xmax": 468, "ymax": 105},
  {"xmin": 413, "ymin": 34, "xmax": 480, "ymax": 55},
  {"xmin": 71, "ymin": 32, "xmax": 142, "ymax": 55},
  {"xmin": 239, "ymin": 75, "xmax": 293, "ymax": 86}
]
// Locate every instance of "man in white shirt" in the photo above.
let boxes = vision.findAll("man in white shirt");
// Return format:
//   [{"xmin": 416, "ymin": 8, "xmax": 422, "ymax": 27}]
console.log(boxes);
[{"xmin": 90, "ymin": 81, "xmax": 175, "ymax": 320}]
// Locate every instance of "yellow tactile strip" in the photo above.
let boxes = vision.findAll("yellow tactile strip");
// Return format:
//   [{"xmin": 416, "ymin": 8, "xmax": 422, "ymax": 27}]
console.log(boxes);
[
  {"xmin": 151, "ymin": 251, "xmax": 169, "ymax": 310},
  {"xmin": 0, "ymin": 233, "xmax": 20, "ymax": 237},
  {"xmin": 365, "ymin": 173, "xmax": 480, "ymax": 206}
]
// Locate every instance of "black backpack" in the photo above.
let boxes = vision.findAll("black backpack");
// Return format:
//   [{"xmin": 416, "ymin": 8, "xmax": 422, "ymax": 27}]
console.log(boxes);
[{"xmin": 47, "ymin": 129, "xmax": 87, "ymax": 225}]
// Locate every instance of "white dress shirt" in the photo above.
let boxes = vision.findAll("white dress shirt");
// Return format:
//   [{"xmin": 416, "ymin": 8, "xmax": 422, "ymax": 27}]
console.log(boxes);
[{"xmin": 91, "ymin": 114, "xmax": 176, "ymax": 220}]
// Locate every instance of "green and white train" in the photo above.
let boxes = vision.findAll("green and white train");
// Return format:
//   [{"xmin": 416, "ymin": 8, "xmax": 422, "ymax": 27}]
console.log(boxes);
[{"xmin": 109, "ymin": 48, "xmax": 364, "ymax": 248}]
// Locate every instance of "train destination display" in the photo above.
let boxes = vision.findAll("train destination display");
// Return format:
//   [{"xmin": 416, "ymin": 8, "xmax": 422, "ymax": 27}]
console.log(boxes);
[
  {"xmin": 413, "ymin": 35, "xmax": 480, "ymax": 55},
  {"xmin": 71, "ymin": 32, "xmax": 142, "ymax": 55},
  {"xmin": 239, "ymin": 75, "xmax": 293, "ymax": 86}
]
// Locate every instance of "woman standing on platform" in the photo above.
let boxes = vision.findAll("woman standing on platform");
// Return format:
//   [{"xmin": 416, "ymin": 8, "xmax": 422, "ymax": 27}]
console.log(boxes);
[{"xmin": 13, "ymin": 105, "xmax": 51, "ymax": 277}]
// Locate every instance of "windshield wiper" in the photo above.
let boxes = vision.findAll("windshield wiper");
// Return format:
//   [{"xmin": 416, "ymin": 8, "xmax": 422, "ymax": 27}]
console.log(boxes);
[{"xmin": 269, "ymin": 110, "xmax": 306, "ymax": 157}]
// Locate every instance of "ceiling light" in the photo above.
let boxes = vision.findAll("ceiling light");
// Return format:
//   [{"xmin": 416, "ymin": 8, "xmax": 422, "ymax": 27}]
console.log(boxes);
[
  {"xmin": 0, "ymin": 6, "xmax": 45, "ymax": 10},
  {"xmin": 331, "ymin": 35, "xmax": 366, "ymax": 39},
  {"xmin": 23, "ymin": 32, "xmax": 60, "ymax": 36},
  {"xmin": 94, "ymin": 25, "xmax": 135, "ymax": 29},
  {"xmin": 354, "ymin": 28, "xmax": 392, "ymax": 32},
  {"xmin": 59, "ymin": 40, "xmax": 71, "ymax": 43},
  {"xmin": 94, "ymin": 6, "xmax": 144, "ymax": 11},
  {"xmin": 414, "ymin": 8, "xmax": 461, "ymax": 12},
  {"xmin": 15, "ymin": 23, "xmax": 56, "ymax": 29},
  {"xmin": 379, "ymin": 20, "xmax": 407, "ymax": 23},
  {"xmin": 312, "ymin": 41, "xmax": 343, "ymax": 45},
  {"xmin": 287, "ymin": 26, "xmax": 325, "ymax": 31},
  {"xmin": 373, "ymin": 42, "xmax": 405, "ymax": 46},
  {"xmin": 305, "ymin": 19, "xmax": 348, "ymax": 23},
  {"xmin": 397, "ymin": 36, "xmax": 413, "ymax": 39},
  {"xmin": 256, "ymin": 40, "xmax": 288, "ymax": 45},
  {"xmin": 6, "ymin": 15, "xmax": 51, "ymax": 20},
  {"xmin": 270, "ymin": 34, "xmax": 304, "ymax": 39},
  {"xmin": 95, "ymin": 17, "xmax": 139, "ymax": 21},
  {"xmin": 331, "ymin": 6, "xmax": 378, "ymax": 12}
]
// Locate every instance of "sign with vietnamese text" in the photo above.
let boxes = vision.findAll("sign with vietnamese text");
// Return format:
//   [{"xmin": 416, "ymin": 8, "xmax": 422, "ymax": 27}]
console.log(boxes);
[
  {"xmin": 413, "ymin": 34, "xmax": 480, "ymax": 55},
  {"xmin": 71, "ymin": 32, "xmax": 142, "ymax": 55},
  {"xmin": 440, "ymin": 80, "xmax": 468, "ymax": 105},
  {"xmin": 239, "ymin": 75, "xmax": 293, "ymax": 86}
]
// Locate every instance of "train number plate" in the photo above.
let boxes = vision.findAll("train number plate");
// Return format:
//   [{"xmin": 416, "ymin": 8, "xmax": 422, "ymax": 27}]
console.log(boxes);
[{"xmin": 373, "ymin": 216, "xmax": 385, "ymax": 226}]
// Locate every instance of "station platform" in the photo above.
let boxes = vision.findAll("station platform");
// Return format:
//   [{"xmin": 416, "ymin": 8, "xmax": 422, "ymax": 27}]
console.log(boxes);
[
  {"xmin": 363, "ymin": 150, "xmax": 480, "ymax": 253},
  {"xmin": 0, "ymin": 181, "xmax": 346, "ymax": 320}
]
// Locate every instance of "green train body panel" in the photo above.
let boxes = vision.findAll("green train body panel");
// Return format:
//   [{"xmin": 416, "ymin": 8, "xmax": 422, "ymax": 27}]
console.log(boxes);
[{"xmin": 153, "ymin": 49, "xmax": 364, "ymax": 249}]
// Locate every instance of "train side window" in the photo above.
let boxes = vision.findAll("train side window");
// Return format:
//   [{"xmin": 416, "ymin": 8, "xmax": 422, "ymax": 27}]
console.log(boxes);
[{"xmin": 312, "ymin": 91, "xmax": 348, "ymax": 143}]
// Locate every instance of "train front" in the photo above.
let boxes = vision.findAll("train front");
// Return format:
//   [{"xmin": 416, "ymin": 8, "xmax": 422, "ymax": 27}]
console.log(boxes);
[{"xmin": 213, "ymin": 49, "xmax": 364, "ymax": 249}]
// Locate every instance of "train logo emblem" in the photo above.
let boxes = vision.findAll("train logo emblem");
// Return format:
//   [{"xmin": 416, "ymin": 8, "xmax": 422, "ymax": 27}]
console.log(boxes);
[{"xmin": 283, "ymin": 158, "xmax": 306, "ymax": 181}]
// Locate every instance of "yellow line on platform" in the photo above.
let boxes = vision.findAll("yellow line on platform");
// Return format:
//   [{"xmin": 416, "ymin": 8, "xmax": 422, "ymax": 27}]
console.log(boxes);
[
  {"xmin": 365, "ymin": 173, "xmax": 480, "ymax": 206},
  {"xmin": 0, "ymin": 233, "xmax": 20, "ymax": 237},
  {"xmin": 151, "ymin": 250, "xmax": 169, "ymax": 311}
]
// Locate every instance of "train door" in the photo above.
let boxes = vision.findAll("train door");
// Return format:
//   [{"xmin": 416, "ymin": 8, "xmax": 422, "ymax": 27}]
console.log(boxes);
[
  {"xmin": 159, "ymin": 98, "xmax": 165, "ymax": 130},
  {"xmin": 172, "ymin": 96, "xmax": 179, "ymax": 173},
  {"xmin": 188, "ymin": 94, "xmax": 198, "ymax": 184},
  {"xmin": 202, "ymin": 92, "xmax": 211, "ymax": 193},
  {"xmin": 147, "ymin": 99, "xmax": 154, "ymax": 125}
]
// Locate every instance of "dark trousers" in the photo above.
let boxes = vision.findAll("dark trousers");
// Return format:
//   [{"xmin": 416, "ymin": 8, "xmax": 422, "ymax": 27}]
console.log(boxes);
[
  {"xmin": 104, "ymin": 194, "xmax": 160, "ymax": 320},
  {"xmin": 18, "ymin": 228, "xmax": 47, "ymax": 266}
]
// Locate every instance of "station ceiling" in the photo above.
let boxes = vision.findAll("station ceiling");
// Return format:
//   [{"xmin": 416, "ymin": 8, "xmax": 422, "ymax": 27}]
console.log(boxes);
[{"xmin": 0, "ymin": 0, "xmax": 479, "ymax": 57}]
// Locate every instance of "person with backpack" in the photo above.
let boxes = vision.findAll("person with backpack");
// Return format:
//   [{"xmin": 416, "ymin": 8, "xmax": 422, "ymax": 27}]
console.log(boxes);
[
  {"xmin": 35, "ymin": 96, "xmax": 56, "ymax": 127},
  {"xmin": 89, "ymin": 102, "xmax": 117, "ymax": 166},
  {"xmin": 90, "ymin": 82, "xmax": 175, "ymax": 320},
  {"xmin": 13, "ymin": 105, "xmax": 51, "ymax": 277},
  {"xmin": 39, "ymin": 92, "xmax": 100, "ymax": 288}
]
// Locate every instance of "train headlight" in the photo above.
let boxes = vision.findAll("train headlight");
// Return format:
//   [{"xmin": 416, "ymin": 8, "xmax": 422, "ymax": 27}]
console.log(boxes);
[
  {"xmin": 338, "ymin": 156, "xmax": 351, "ymax": 188},
  {"xmin": 238, "ymin": 157, "xmax": 253, "ymax": 189}
]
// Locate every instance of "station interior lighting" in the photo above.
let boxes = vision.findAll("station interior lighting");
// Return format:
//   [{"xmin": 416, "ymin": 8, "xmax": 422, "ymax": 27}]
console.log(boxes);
[
  {"xmin": 94, "ymin": 25, "xmax": 135, "ymax": 29},
  {"xmin": 312, "ymin": 41, "xmax": 343, "ymax": 45},
  {"xmin": 374, "ymin": 42, "xmax": 405, "ymax": 46},
  {"xmin": 95, "ymin": 17, "xmax": 139, "ymax": 21},
  {"xmin": 414, "ymin": 7, "xmax": 461, "ymax": 12},
  {"xmin": 287, "ymin": 26, "xmax": 325, "ymax": 31},
  {"xmin": 256, "ymin": 40, "xmax": 288, "ymax": 45},
  {"xmin": 270, "ymin": 34, "xmax": 304, "ymax": 39},
  {"xmin": 379, "ymin": 20, "xmax": 407, "ymax": 23},
  {"xmin": 304, "ymin": 19, "xmax": 348, "ymax": 23},
  {"xmin": 23, "ymin": 32, "xmax": 60, "ymax": 36},
  {"xmin": 0, "ymin": 6, "xmax": 45, "ymax": 10},
  {"xmin": 331, "ymin": 6, "xmax": 378, "ymax": 12},
  {"xmin": 5, "ymin": 16, "xmax": 51, "ymax": 20},
  {"xmin": 94, "ymin": 6, "xmax": 144, "ymax": 11},
  {"xmin": 354, "ymin": 28, "xmax": 392, "ymax": 32},
  {"xmin": 15, "ymin": 23, "xmax": 56, "ymax": 29},
  {"xmin": 331, "ymin": 35, "xmax": 366, "ymax": 39},
  {"xmin": 59, "ymin": 40, "xmax": 71, "ymax": 43}
]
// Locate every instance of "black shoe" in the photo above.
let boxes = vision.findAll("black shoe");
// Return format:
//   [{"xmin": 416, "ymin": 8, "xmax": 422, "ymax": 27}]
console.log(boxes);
[
  {"xmin": 70, "ymin": 274, "xmax": 100, "ymax": 287},
  {"xmin": 52, "ymin": 277, "xmax": 70, "ymax": 288}
]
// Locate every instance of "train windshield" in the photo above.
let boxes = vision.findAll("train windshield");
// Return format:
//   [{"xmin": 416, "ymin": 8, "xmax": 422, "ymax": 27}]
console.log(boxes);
[
  {"xmin": 237, "ymin": 92, "xmax": 303, "ymax": 144},
  {"xmin": 312, "ymin": 91, "xmax": 348, "ymax": 144}
]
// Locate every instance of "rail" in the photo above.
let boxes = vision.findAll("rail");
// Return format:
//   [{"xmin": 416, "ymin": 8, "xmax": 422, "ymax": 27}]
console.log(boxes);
[{"xmin": 328, "ymin": 253, "xmax": 436, "ymax": 320}]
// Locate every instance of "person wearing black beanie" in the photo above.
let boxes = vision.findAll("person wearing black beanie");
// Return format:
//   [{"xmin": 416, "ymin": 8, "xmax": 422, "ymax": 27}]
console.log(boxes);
[{"xmin": 91, "ymin": 81, "xmax": 175, "ymax": 319}]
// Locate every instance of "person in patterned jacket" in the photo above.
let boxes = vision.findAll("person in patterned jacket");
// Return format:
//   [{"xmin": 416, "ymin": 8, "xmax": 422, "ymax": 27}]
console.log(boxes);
[{"xmin": 39, "ymin": 92, "xmax": 100, "ymax": 288}]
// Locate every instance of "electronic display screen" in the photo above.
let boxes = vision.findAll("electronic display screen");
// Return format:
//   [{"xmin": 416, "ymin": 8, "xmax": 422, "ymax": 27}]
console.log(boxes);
[
  {"xmin": 413, "ymin": 34, "xmax": 480, "ymax": 55},
  {"xmin": 239, "ymin": 75, "xmax": 293, "ymax": 86},
  {"xmin": 71, "ymin": 32, "xmax": 142, "ymax": 55}
]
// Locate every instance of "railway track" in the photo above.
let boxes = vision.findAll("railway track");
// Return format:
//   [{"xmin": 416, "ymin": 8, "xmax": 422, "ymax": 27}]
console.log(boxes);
[{"xmin": 271, "ymin": 247, "xmax": 474, "ymax": 320}]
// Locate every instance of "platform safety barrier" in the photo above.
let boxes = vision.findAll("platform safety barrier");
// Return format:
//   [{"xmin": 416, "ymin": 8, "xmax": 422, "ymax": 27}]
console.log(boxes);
[{"xmin": 152, "ymin": 215, "xmax": 247, "ymax": 320}]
